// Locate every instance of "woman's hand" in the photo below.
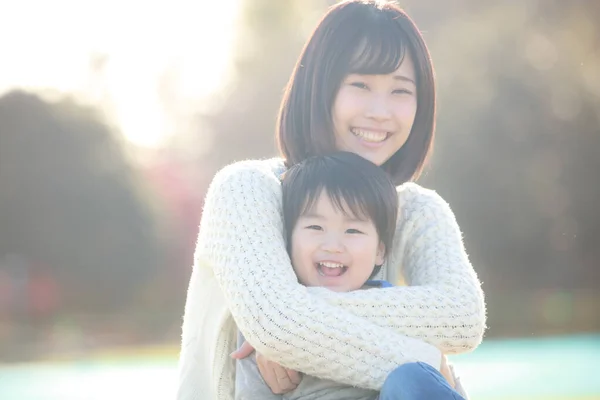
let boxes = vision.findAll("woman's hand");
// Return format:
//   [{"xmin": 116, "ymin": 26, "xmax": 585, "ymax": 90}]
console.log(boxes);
[
  {"xmin": 231, "ymin": 341, "xmax": 302, "ymax": 394},
  {"xmin": 439, "ymin": 355, "xmax": 456, "ymax": 388}
]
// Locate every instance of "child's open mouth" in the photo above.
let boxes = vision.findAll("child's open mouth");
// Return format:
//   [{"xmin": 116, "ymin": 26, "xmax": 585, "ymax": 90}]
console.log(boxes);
[{"xmin": 316, "ymin": 262, "xmax": 347, "ymax": 277}]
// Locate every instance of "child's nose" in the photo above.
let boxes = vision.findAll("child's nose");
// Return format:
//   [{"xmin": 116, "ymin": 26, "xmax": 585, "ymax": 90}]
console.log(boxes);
[{"xmin": 321, "ymin": 234, "xmax": 345, "ymax": 253}]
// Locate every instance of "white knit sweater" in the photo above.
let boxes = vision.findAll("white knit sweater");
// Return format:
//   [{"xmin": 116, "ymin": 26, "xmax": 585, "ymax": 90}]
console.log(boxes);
[{"xmin": 175, "ymin": 158, "xmax": 486, "ymax": 400}]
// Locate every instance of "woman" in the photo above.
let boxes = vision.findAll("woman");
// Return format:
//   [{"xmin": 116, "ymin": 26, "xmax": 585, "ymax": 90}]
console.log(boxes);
[{"xmin": 176, "ymin": 1, "xmax": 486, "ymax": 399}]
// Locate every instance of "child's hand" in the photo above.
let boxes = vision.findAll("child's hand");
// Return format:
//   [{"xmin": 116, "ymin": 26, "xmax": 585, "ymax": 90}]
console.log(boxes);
[
  {"xmin": 230, "ymin": 340, "xmax": 255, "ymax": 359},
  {"xmin": 255, "ymin": 351, "xmax": 302, "ymax": 394},
  {"xmin": 231, "ymin": 340, "xmax": 302, "ymax": 394},
  {"xmin": 439, "ymin": 355, "xmax": 456, "ymax": 388}
]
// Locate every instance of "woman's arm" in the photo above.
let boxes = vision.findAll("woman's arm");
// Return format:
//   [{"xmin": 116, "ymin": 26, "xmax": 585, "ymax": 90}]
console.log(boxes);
[
  {"xmin": 306, "ymin": 183, "xmax": 486, "ymax": 354},
  {"xmin": 197, "ymin": 161, "xmax": 441, "ymax": 390}
]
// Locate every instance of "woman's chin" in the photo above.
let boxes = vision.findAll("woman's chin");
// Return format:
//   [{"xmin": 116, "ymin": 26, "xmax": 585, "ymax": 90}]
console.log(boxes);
[
  {"xmin": 347, "ymin": 150, "xmax": 390, "ymax": 167},
  {"xmin": 342, "ymin": 143, "xmax": 396, "ymax": 166}
]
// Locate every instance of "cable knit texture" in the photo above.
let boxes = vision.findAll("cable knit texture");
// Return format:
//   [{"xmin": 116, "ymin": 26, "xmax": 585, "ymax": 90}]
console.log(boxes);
[{"xmin": 176, "ymin": 158, "xmax": 486, "ymax": 400}]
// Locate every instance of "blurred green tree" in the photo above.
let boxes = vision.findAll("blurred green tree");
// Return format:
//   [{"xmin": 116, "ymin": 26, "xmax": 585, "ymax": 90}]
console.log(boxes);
[{"xmin": 0, "ymin": 91, "xmax": 168, "ymax": 313}]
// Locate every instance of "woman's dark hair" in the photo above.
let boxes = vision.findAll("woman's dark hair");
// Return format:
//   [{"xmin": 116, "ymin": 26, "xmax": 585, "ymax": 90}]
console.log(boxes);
[
  {"xmin": 281, "ymin": 151, "xmax": 398, "ymax": 276},
  {"xmin": 277, "ymin": 0, "xmax": 436, "ymax": 185}
]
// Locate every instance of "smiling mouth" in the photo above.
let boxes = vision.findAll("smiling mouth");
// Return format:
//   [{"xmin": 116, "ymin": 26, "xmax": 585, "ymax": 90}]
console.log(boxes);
[
  {"xmin": 350, "ymin": 128, "xmax": 390, "ymax": 143},
  {"xmin": 316, "ymin": 262, "xmax": 348, "ymax": 277}
]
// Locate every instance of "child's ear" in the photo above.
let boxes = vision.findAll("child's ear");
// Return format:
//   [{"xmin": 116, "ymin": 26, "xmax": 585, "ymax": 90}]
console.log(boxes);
[{"xmin": 375, "ymin": 242, "xmax": 385, "ymax": 266}]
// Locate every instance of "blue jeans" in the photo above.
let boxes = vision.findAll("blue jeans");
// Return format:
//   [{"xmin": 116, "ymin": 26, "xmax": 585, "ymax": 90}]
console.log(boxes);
[{"xmin": 379, "ymin": 362, "xmax": 466, "ymax": 400}]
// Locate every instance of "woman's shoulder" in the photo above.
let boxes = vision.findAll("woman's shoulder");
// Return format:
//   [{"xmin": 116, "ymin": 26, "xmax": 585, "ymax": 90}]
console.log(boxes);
[
  {"xmin": 210, "ymin": 158, "xmax": 286, "ymax": 188},
  {"xmin": 202, "ymin": 158, "xmax": 286, "ymax": 224},
  {"xmin": 396, "ymin": 181, "xmax": 445, "ymax": 203},
  {"xmin": 396, "ymin": 182, "xmax": 454, "ymax": 218},
  {"xmin": 216, "ymin": 157, "xmax": 286, "ymax": 177}
]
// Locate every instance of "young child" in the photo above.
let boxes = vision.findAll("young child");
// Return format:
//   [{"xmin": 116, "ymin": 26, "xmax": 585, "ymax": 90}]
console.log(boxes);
[{"xmin": 235, "ymin": 152, "xmax": 466, "ymax": 400}]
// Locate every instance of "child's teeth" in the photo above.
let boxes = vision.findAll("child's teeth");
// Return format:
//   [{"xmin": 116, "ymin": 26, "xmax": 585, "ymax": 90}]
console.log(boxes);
[
  {"xmin": 320, "ymin": 262, "xmax": 344, "ymax": 269},
  {"xmin": 317, "ymin": 262, "xmax": 346, "ymax": 277}
]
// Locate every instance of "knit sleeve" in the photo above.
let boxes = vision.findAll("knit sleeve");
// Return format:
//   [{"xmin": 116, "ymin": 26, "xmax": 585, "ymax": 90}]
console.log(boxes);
[
  {"xmin": 196, "ymin": 161, "xmax": 441, "ymax": 390},
  {"xmin": 306, "ymin": 183, "xmax": 486, "ymax": 354}
]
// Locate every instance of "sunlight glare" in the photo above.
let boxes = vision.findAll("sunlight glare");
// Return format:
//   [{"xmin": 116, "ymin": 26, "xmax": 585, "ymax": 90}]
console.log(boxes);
[{"xmin": 0, "ymin": 0, "xmax": 241, "ymax": 148}]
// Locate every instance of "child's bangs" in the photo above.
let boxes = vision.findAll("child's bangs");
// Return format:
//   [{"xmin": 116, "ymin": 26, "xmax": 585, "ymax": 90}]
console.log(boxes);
[
  {"xmin": 300, "ymin": 185, "xmax": 372, "ymax": 223},
  {"xmin": 346, "ymin": 22, "xmax": 407, "ymax": 75},
  {"xmin": 328, "ymin": 188, "xmax": 373, "ymax": 222}
]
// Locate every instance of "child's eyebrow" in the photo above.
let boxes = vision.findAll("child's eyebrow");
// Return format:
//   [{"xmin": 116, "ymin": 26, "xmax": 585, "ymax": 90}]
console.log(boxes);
[
  {"xmin": 300, "ymin": 211, "xmax": 324, "ymax": 219},
  {"xmin": 343, "ymin": 215, "xmax": 369, "ymax": 223},
  {"xmin": 302, "ymin": 211, "xmax": 369, "ymax": 223}
]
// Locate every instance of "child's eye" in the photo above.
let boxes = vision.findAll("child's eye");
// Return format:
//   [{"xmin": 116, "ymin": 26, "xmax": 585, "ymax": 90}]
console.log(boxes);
[
  {"xmin": 346, "ymin": 228, "xmax": 364, "ymax": 234},
  {"xmin": 350, "ymin": 82, "xmax": 369, "ymax": 90},
  {"xmin": 306, "ymin": 225, "xmax": 323, "ymax": 231}
]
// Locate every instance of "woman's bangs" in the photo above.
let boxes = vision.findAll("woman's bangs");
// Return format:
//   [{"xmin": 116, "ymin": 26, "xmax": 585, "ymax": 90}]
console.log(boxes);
[{"xmin": 347, "ymin": 23, "xmax": 407, "ymax": 75}]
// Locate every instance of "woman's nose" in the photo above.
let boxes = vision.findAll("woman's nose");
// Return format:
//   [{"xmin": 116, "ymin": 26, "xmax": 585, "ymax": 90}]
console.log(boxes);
[{"xmin": 365, "ymin": 94, "xmax": 392, "ymax": 121}]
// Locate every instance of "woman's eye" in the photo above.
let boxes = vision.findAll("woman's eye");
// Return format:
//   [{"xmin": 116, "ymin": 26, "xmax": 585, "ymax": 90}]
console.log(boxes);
[
  {"xmin": 346, "ymin": 228, "xmax": 364, "ymax": 234},
  {"xmin": 350, "ymin": 82, "xmax": 368, "ymax": 90},
  {"xmin": 393, "ymin": 88, "xmax": 413, "ymax": 95},
  {"xmin": 306, "ymin": 225, "xmax": 323, "ymax": 231}
]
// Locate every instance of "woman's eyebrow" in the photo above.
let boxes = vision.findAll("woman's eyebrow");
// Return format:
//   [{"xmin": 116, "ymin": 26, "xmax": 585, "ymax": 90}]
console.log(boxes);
[{"xmin": 393, "ymin": 75, "xmax": 416, "ymax": 85}]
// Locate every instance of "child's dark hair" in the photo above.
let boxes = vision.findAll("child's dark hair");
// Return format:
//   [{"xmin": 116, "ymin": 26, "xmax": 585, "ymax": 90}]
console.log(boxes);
[{"xmin": 282, "ymin": 152, "xmax": 398, "ymax": 276}]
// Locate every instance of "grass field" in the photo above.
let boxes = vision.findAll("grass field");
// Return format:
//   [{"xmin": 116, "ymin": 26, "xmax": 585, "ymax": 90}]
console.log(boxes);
[{"xmin": 0, "ymin": 334, "xmax": 598, "ymax": 399}]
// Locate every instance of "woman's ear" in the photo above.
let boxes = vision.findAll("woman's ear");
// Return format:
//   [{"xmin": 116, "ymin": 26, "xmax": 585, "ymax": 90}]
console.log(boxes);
[{"xmin": 375, "ymin": 242, "xmax": 385, "ymax": 266}]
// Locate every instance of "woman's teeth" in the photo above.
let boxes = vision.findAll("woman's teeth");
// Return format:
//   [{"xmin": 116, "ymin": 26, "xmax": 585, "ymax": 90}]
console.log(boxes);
[{"xmin": 351, "ymin": 128, "xmax": 388, "ymax": 143}]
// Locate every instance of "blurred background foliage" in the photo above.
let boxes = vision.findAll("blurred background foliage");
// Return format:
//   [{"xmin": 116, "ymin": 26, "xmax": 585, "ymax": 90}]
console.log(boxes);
[{"xmin": 0, "ymin": 0, "xmax": 598, "ymax": 365}]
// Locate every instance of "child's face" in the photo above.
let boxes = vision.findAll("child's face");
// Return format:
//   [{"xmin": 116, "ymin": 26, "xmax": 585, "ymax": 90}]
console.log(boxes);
[{"xmin": 290, "ymin": 191, "xmax": 385, "ymax": 292}]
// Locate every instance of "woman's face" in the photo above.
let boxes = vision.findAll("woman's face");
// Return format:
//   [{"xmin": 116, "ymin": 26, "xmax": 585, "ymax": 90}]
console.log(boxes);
[{"xmin": 331, "ymin": 52, "xmax": 418, "ymax": 166}]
